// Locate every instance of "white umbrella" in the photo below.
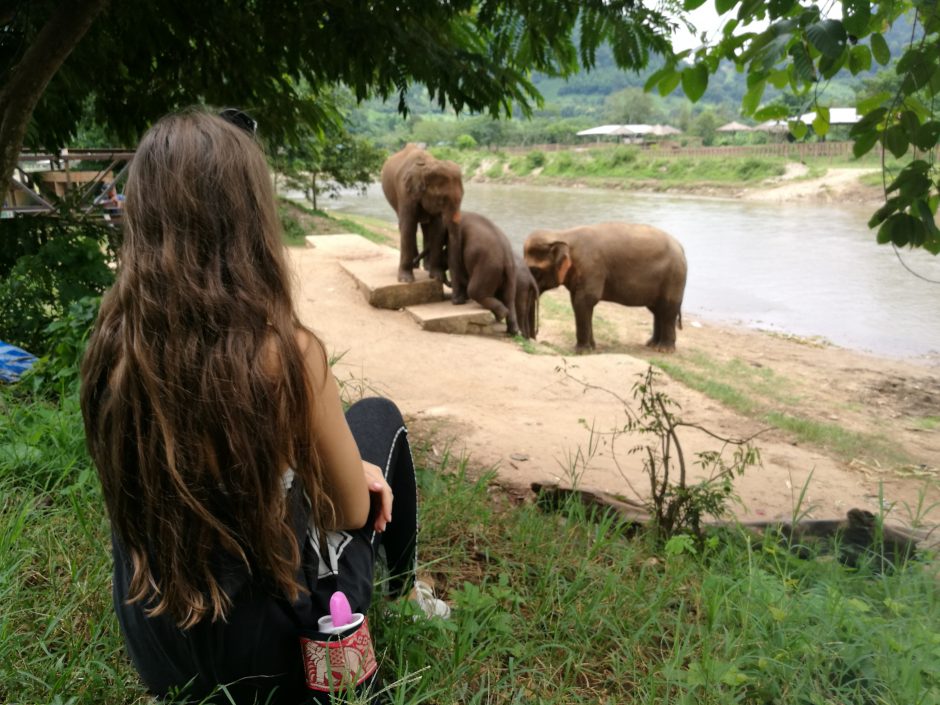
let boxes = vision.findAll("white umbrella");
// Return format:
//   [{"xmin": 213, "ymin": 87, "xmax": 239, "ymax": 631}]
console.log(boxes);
[{"xmin": 716, "ymin": 121, "xmax": 753, "ymax": 132}]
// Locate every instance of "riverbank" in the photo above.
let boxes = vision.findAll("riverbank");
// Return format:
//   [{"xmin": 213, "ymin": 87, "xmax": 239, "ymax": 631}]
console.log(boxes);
[
  {"xmin": 284, "ymin": 202, "xmax": 938, "ymax": 527},
  {"xmin": 470, "ymin": 164, "xmax": 883, "ymax": 205},
  {"xmin": 427, "ymin": 143, "xmax": 886, "ymax": 206}
]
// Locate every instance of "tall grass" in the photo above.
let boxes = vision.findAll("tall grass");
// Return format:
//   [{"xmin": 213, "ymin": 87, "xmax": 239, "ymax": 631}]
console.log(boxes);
[{"xmin": 2, "ymin": 389, "xmax": 937, "ymax": 704}]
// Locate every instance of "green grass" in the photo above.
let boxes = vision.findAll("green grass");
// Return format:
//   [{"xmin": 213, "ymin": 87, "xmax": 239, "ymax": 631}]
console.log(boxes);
[
  {"xmin": 915, "ymin": 416, "xmax": 940, "ymax": 431},
  {"xmin": 651, "ymin": 351, "xmax": 909, "ymax": 467},
  {"xmin": 3, "ymin": 385, "xmax": 938, "ymax": 704},
  {"xmin": 444, "ymin": 146, "xmax": 789, "ymax": 188},
  {"xmin": 279, "ymin": 198, "xmax": 390, "ymax": 245}
]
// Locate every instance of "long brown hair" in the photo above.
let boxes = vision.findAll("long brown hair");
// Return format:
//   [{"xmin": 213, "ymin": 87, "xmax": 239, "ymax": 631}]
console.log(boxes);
[{"xmin": 81, "ymin": 109, "xmax": 332, "ymax": 628}]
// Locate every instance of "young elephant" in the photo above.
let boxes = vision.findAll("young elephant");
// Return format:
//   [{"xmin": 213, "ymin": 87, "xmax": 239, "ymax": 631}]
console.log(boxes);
[
  {"xmin": 454, "ymin": 212, "xmax": 520, "ymax": 336},
  {"xmin": 513, "ymin": 253, "xmax": 539, "ymax": 340},
  {"xmin": 524, "ymin": 222, "xmax": 687, "ymax": 352}
]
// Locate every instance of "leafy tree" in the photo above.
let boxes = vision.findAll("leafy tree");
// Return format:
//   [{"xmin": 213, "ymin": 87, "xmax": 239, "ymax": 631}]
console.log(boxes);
[
  {"xmin": 647, "ymin": 0, "xmax": 940, "ymax": 254},
  {"xmin": 1, "ymin": 0, "xmax": 683, "ymax": 188},
  {"xmin": 603, "ymin": 87, "xmax": 663, "ymax": 124},
  {"xmin": 691, "ymin": 110, "xmax": 720, "ymax": 145},
  {"xmin": 279, "ymin": 129, "xmax": 384, "ymax": 211}
]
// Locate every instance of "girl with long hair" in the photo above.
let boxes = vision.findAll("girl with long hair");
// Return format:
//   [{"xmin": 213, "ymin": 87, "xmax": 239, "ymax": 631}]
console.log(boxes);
[{"xmin": 81, "ymin": 109, "xmax": 441, "ymax": 704}]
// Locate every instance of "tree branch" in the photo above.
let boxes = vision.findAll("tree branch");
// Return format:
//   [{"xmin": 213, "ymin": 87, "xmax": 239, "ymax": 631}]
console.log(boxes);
[{"xmin": 0, "ymin": 0, "xmax": 109, "ymax": 188}]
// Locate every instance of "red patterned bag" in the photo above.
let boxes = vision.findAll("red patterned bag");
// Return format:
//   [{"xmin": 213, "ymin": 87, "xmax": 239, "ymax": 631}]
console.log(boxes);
[{"xmin": 300, "ymin": 617, "xmax": 378, "ymax": 694}]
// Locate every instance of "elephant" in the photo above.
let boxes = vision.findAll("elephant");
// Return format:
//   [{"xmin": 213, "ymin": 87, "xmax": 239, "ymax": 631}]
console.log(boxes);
[
  {"xmin": 452, "ymin": 211, "xmax": 520, "ymax": 335},
  {"xmin": 524, "ymin": 222, "xmax": 687, "ymax": 353},
  {"xmin": 513, "ymin": 253, "xmax": 539, "ymax": 340},
  {"xmin": 380, "ymin": 144, "xmax": 465, "ymax": 296}
]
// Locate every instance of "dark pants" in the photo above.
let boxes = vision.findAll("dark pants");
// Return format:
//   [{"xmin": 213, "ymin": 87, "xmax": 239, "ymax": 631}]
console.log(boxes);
[{"xmin": 113, "ymin": 397, "xmax": 417, "ymax": 704}]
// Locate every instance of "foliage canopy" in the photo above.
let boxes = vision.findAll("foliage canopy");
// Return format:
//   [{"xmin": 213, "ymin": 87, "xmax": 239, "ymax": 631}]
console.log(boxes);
[
  {"xmin": 648, "ymin": 0, "xmax": 940, "ymax": 254},
  {"xmin": 1, "ymin": 0, "xmax": 679, "ymax": 170}
]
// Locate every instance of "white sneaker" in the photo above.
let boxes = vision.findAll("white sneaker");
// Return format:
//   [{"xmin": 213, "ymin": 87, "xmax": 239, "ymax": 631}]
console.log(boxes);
[{"xmin": 410, "ymin": 579, "xmax": 451, "ymax": 620}]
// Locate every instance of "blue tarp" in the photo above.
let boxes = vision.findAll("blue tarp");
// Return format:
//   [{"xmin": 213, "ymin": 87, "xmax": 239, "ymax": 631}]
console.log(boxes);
[{"xmin": 0, "ymin": 340, "xmax": 37, "ymax": 382}]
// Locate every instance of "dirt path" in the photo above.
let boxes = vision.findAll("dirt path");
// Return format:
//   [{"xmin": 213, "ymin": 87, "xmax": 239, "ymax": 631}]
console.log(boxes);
[
  {"xmin": 287, "ymin": 229, "xmax": 939, "ymax": 526},
  {"xmin": 291, "ymin": 258, "xmax": 940, "ymax": 518}
]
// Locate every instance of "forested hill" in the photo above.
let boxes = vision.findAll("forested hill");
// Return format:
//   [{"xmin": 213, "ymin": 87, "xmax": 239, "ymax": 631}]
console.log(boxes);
[{"xmin": 355, "ymin": 13, "xmax": 915, "ymax": 136}]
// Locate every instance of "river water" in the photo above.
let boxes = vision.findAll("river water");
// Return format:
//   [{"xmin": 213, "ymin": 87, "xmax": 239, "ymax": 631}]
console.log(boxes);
[{"xmin": 310, "ymin": 182, "xmax": 940, "ymax": 360}]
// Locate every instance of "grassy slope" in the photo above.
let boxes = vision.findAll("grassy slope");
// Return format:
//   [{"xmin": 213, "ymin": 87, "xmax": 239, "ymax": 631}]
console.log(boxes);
[{"xmin": 1, "ymin": 390, "xmax": 937, "ymax": 704}]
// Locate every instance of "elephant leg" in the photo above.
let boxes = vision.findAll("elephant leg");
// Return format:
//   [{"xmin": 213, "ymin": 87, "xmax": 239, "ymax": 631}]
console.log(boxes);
[
  {"xmin": 648, "ymin": 302, "xmax": 679, "ymax": 352},
  {"xmin": 571, "ymin": 290, "xmax": 598, "ymax": 353},
  {"xmin": 421, "ymin": 219, "xmax": 447, "ymax": 283},
  {"xmin": 398, "ymin": 213, "xmax": 419, "ymax": 283},
  {"xmin": 468, "ymin": 277, "xmax": 509, "ymax": 322},
  {"xmin": 646, "ymin": 304, "xmax": 661, "ymax": 347}
]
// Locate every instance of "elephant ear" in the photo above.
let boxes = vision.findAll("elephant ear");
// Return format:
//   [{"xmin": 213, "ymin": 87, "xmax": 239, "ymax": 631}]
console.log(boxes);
[
  {"xmin": 550, "ymin": 241, "xmax": 572, "ymax": 284},
  {"xmin": 403, "ymin": 162, "xmax": 426, "ymax": 197}
]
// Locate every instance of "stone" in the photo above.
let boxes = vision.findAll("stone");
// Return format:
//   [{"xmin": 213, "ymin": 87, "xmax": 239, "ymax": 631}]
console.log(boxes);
[
  {"xmin": 405, "ymin": 300, "xmax": 497, "ymax": 334},
  {"xmin": 341, "ymin": 258, "xmax": 444, "ymax": 310}
]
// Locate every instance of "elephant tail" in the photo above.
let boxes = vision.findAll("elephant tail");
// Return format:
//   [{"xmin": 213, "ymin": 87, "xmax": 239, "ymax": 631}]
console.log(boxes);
[{"xmin": 677, "ymin": 307, "xmax": 683, "ymax": 330}]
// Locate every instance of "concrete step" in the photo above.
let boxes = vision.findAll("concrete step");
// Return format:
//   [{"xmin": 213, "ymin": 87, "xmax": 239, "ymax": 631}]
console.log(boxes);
[
  {"xmin": 306, "ymin": 234, "xmax": 445, "ymax": 310},
  {"xmin": 406, "ymin": 300, "xmax": 503, "ymax": 335}
]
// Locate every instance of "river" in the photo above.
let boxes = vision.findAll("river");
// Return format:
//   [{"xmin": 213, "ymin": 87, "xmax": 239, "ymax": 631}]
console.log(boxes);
[{"xmin": 306, "ymin": 182, "xmax": 940, "ymax": 360}]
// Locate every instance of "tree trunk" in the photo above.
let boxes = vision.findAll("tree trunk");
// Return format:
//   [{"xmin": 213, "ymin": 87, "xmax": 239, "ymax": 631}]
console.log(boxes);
[
  {"xmin": 311, "ymin": 174, "xmax": 317, "ymax": 211},
  {"xmin": 0, "ymin": 0, "xmax": 109, "ymax": 192}
]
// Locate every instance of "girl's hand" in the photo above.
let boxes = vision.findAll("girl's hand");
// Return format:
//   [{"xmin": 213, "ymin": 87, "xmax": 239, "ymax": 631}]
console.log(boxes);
[{"xmin": 363, "ymin": 461, "xmax": 393, "ymax": 532}]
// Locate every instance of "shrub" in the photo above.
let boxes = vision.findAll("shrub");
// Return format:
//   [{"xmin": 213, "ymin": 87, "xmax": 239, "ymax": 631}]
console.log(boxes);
[
  {"xmin": 21, "ymin": 296, "xmax": 101, "ymax": 398},
  {"xmin": 602, "ymin": 146, "xmax": 639, "ymax": 168},
  {"xmin": 525, "ymin": 150, "xmax": 546, "ymax": 169},
  {"xmin": 455, "ymin": 134, "xmax": 478, "ymax": 150},
  {"xmin": 0, "ymin": 215, "xmax": 115, "ymax": 354}
]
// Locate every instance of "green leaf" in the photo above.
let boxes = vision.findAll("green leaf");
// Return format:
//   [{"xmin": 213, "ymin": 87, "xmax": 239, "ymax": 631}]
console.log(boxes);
[
  {"xmin": 883, "ymin": 125, "xmax": 909, "ymax": 158},
  {"xmin": 754, "ymin": 104, "xmax": 791, "ymax": 120},
  {"xmin": 848, "ymin": 44, "xmax": 872, "ymax": 74},
  {"xmin": 768, "ymin": 68, "xmax": 790, "ymax": 88},
  {"xmin": 868, "ymin": 197, "xmax": 901, "ymax": 228},
  {"xmin": 853, "ymin": 130, "xmax": 879, "ymax": 158},
  {"xmin": 681, "ymin": 63, "xmax": 709, "ymax": 102},
  {"xmin": 819, "ymin": 51, "xmax": 847, "ymax": 79},
  {"xmin": 768, "ymin": 0, "xmax": 796, "ymax": 20},
  {"xmin": 789, "ymin": 42, "xmax": 816, "ymax": 82},
  {"xmin": 850, "ymin": 106, "xmax": 888, "ymax": 136},
  {"xmin": 644, "ymin": 67, "xmax": 672, "ymax": 93},
  {"xmin": 742, "ymin": 80, "xmax": 765, "ymax": 114},
  {"xmin": 789, "ymin": 119, "xmax": 808, "ymax": 139},
  {"xmin": 658, "ymin": 70, "xmax": 681, "ymax": 96},
  {"xmin": 912, "ymin": 121, "xmax": 940, "ymax": 150},
  {"xmin": 842, "ymin": 0, "xmax": 871, "ymax": 36},
  {"xmin": 856, "ymin": 92, "xmax": 891, "ymax": 115},
  {"xmin": 812, "ymin": 106, "xmax": 830, "ymax": 137},
  {"xmin": 716, "ymin": 0, "xmax": 738, "ymax": 15},
  {"xmin": 683, "ymin": 0, "xmax": 709, "ymax": 9},
  {"xmin": 806, "ymin": 20, "xmax": 847, "ymax": 59},
  {"xmin": 900, "ymin": 110, "xmax": 921, "ymax": 139},
  {"xmin": 870, "ymin": 33, "xmax": 890, "ymax": 65},
  {"xmin": 886, "ymin": 164, "xmax": 931, "ymax": 197},
  {"xmin": 880, "ymin": 213, "xmax": 924, "ymax": 247},
  {"xmin": 916, "ymin": 199, "xmax": 940, "ymax": 239}
]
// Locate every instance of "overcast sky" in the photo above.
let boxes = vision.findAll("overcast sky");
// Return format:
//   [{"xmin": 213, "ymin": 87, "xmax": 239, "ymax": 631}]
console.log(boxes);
[{"xmin": 668, "ymin": 2, "xmax": 838, "ymax": 52}]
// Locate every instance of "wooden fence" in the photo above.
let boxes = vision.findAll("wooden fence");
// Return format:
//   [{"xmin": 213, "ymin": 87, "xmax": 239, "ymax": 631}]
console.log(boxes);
[{"xmin": 501, "ymin": 141, "xmax": 856, "ymax": 158}]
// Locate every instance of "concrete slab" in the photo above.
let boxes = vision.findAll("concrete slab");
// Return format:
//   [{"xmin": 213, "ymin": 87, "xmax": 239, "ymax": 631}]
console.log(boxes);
[
  {"xmin": 304, "ymin": 234, "xmax": 394, "ymax": 260},
  {"xmin": 340, "ymin": 258, "xmax": 445, "ymax": 310},
  {"xmin": 406, "ymin": 300, "xmax": 501, "ymax": 335}
]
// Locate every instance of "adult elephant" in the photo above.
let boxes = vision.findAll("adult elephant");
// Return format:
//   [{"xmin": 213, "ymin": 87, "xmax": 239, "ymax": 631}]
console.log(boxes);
[
  {"xmin": 513, "ymin": 253, "xmax": 539, "ymax": 340},
  {"xmin": 524, "ymin": 222, "xmax": 687, "ymax": 352},
  {"xmin": 381, "ymin": 144, "xmax": 465, "ymax": 294},
  {"xmin": 453, "ymin": 211, "xmax": 519, "ymax": 335}
]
